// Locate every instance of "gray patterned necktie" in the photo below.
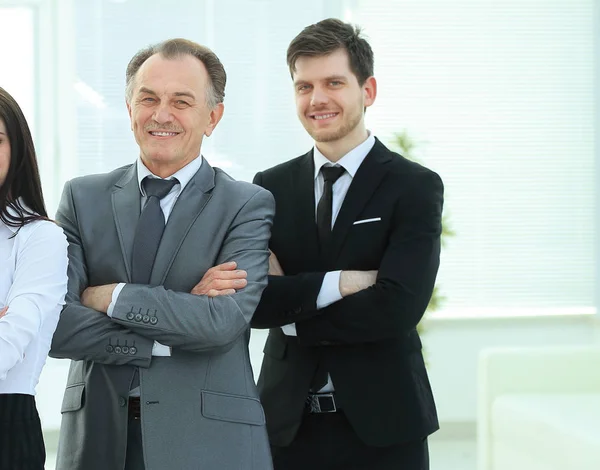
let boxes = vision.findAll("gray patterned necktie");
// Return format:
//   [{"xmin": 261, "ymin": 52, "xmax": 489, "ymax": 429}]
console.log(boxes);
[
  {"xmin": 129, "ymin": 177, "xmax": 178, "ymax": 395},
  {"xmin": 131, "ymin": 177, "xmax": 179, "ymax": 285}
]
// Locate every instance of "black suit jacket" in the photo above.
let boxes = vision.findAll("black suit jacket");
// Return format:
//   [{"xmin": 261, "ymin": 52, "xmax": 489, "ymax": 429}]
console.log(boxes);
[{"xmin": 252, "ymin": 138, "xmax": 443, "ymax": 448}]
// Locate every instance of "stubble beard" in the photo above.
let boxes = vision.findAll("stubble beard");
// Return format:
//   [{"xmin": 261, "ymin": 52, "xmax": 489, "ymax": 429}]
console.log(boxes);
[{"xmin": 306, "ymin": 107, "xmax": 363, "ymax": 144}]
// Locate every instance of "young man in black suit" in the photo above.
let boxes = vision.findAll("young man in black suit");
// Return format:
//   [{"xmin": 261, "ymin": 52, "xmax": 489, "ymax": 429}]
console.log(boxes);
[{"xmin": 250, "ymin": 18, "xmax": 443, "ymax": 470}]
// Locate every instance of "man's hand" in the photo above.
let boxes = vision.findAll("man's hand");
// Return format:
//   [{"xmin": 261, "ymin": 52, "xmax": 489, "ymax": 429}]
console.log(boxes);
[
  {"xmin": 269, "ymin": 250, "xmax": 284, "ymax": 276},
  {"xmin": 339, "ymin": 270, "xmax": 378, "ymax": 297},
  {"xmin": 81, "ymin": 284, "xmax": 118, "ymax": 313},
  {"xmin": 0, "ymin": 306, "xmax": 7, "ymax": 319},
  {"xmin": 191, "ymin": 261, "xmax": 247, "ymax": 297}
]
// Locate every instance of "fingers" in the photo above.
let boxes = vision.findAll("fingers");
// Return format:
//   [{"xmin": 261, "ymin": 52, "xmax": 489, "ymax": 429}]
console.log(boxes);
[
  {"xmin": 0, "ymin": 306, "xmax": 7, "ymax": 318},
  {"xmin": 268, "ymin": 252, "xmax": 284, "ymax": 276},
  {"xmin": 207, "ymin": 288, "xmax": 237, "ymax": 297},
  {"xmin": 206, "ymin": 261, "xmax": 238, "ymax": 274},
  {"xmin": 190, "ymin": 266, "xmax": 248, "ymax": 296},
  {"xmin": 204, "ymin": 278, "xmax": 247, "ymax": 291},
  {"xmin": 211, "ymin": 269, "xmax": 247, "ymax": 281}
]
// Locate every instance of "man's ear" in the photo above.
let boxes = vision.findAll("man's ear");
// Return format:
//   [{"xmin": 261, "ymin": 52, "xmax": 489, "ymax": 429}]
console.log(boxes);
[
  {"xmin": 363, "ymin": 76, "xmax": 377, "ymax": 109},
  {"xmin": 126, "ymin": 101, "xmax": 133, "ymax": 130},
  {"xmin": 204, "ymin": 103, "xmax": 225, "ymax": 137}
]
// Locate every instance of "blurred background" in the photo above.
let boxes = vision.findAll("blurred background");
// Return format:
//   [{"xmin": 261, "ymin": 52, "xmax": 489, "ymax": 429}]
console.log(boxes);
[{"xmin": 0, "ymin": 0, "xmax": 598, "ymax": 469}]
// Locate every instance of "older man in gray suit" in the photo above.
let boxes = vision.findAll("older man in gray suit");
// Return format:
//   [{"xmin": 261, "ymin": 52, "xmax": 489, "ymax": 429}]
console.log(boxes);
[{"xmin": 50, "ymin": 38, "xmax": 275, "ymax": 470}]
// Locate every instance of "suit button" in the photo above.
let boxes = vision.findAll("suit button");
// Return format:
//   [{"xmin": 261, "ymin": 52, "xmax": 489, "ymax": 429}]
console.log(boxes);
[
  {"xmin": 114, "ymin": 346, "xmax": 122, "ymax": 354},
  {"xmin": 320, "ymin": 341, "xmax": 333, "ymax": 346},
  {"xmin": 135, "ymin": 314, "xmax": 143, "ymax": 322},
  {"xmin": 126, "ymin": 312, "xmax": 135, "ymax": 321},
  {"xmin": 105, "ymin": 345, "xmax": 114, "ymax": 353},
  {"xmin": 122, "ymin": 346, "xmax": 129, "ymax": 354},
  {"xmin": 129, "ymin": 347, "xmax": 137, "ymax": 355},
  {"xmin": 293, "ymin": 307, "xmax": 302, "ymax": 314},
  {"xmin": 119, "ymin": 397, "xmax": 127, "ymax": 407},
  {"xmin": 142, "ymin": 315, "xmax": 150, "ymax": 323},
  {"xmin": 150, "ymin": 317, "xmax": 158, "ymax": 325}
]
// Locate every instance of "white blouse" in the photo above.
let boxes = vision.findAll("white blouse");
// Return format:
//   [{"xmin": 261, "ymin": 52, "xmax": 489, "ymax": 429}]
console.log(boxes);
[{"xmin": 0, "ymin": 211, "xmax": 68, "ymax": 395}]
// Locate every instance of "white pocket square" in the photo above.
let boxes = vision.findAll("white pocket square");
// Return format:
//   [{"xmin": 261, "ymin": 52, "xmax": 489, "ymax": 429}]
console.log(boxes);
[{"xmin": 353, "ymin": 217, "xmax": 381, "ymax": 225}]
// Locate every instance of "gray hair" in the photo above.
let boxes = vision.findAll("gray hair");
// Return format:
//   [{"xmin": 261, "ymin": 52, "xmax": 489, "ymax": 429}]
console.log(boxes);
[{"xmin": 125, "ymin": 38, "xmax": 226, "ymax": 109}]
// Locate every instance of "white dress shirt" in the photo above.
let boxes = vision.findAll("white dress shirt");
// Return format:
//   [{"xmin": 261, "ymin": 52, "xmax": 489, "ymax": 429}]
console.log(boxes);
[
  {"xmin": 0, "ymin": 206, "xmax": 68, "ymax": 394},
  {"xmin": 108, "ymin": 156, "xmax": 204, "ymax": 357},
  {"xmin": 281, "ymin": 133, "xmax": 376, "ymax": 391}
]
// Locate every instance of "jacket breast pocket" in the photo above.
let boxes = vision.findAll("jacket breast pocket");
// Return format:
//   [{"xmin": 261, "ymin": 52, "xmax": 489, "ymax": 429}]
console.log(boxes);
[
  {"xmin": 60, "ymin": 383, "xmax": 85, "ymax": 413},
  {"xmin": 201, "ymin": 390, "xmax": 265, "ymax": 426}
]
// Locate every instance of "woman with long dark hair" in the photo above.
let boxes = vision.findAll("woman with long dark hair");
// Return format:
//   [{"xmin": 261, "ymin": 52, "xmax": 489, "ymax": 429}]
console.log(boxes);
[{"xmin": 0, "ymin": 87, "xmax": 68, "ymax": 469}]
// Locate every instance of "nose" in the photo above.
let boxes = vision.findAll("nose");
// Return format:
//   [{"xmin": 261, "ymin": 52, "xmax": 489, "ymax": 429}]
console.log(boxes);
[
  {"xmin": 152, "ymin": 101, "xmax": 173, "ymax": 124},
  {"xmin": 310, "ymin": 87, "xmax": 329, "ymax": 107}
]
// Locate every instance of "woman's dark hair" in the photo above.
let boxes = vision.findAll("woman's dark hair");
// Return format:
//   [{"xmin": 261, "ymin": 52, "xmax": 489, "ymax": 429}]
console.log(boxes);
[{"xmin": 0, "ymin": 87, "xmax": 47, "ymax": 229}]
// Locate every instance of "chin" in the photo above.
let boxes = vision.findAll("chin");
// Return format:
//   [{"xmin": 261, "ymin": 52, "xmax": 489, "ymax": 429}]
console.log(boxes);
[{"xmin": 311, "ymin": 129, "xmax": 345, "ymax": 143}]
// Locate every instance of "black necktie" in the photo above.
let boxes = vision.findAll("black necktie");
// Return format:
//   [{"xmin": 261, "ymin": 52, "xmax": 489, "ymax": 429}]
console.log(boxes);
[
  {"xmin": 131, "ymin": 177, "xmax": 179, "ymax": 285},
  {"xmin": 316, "ymin": 166, "xmax": 346, "ymax": 251},
  {"xmin": 311, "ymin": 166, "xmax": 345, "ymax": 392}
]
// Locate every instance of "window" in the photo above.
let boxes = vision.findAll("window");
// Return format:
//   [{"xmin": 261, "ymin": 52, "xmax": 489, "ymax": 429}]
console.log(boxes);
[{"xmin": 353, "ymin": 0, "xmax": 596, "ymax": 317}]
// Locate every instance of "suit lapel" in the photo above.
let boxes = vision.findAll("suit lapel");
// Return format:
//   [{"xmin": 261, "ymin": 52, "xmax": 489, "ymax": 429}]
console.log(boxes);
[
  {"xmin": 150, "ymin": 158, "xmax": 215, "ymax": 285},
  {"xmin": 112, "ymin": 165, "xmax": 140, "ymax": 282},
  {"xmin": 293, "ymin": 152, "xmax": 321, "ymax": 268},
  {"xmin": 327, "ymin": 139, "xmax": 392, "ymax": 266}
]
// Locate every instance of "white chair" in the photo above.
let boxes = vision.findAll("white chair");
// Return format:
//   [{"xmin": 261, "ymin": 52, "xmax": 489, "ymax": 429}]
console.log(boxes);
[{"xmin": 477, "ymin": 346, "xmax": 600, "ymax": 470}]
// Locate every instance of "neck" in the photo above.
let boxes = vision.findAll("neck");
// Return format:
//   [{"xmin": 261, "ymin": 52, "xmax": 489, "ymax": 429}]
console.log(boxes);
[
  {"xmin": 141, "ymin": 154, "xmax": 197, "ymax": 179},
  {"xmin": 315, "ymin": 126, "xmax": 369, "ymax": 163}
]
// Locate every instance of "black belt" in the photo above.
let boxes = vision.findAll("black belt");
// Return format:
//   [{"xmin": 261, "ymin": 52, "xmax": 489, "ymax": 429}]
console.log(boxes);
[
  {"xmin": 305, "ymin": 393, "xmax": 339, "ymax": 413},
  {"xmin": 128, "ymin": 397, "xmax": 141, "ymax": 420}
]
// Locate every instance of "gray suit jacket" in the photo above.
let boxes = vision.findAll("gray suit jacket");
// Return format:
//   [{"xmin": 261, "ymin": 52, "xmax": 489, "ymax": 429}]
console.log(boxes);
[{"xmin": 50, "ymin": 159, "xmax": 275, "ymax": 470}]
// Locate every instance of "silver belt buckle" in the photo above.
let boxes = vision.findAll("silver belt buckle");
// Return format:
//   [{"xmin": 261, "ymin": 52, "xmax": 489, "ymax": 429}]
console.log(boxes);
[{"xmin": 308, "ymin": 393, "xmax": 337, "ymax": 413}]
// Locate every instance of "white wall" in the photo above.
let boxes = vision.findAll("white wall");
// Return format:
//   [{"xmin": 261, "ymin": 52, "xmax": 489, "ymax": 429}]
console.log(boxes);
[{"xmin": 422, "ymin": 314, "xmax": 599, "ymax": 424}]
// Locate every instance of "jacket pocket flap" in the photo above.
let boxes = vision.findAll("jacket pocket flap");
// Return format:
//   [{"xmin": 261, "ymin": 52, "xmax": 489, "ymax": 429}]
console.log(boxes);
[
  {"xmin": 61, "ymin": 383, "xmax": 85, "ymax": 413},
  {"xmin": 201, "ymin": 390, "xmax": 265, "ymax": 426},
  {"xmin": 262, "ymin": 335, "xmax": 286, "ymax": 359}
]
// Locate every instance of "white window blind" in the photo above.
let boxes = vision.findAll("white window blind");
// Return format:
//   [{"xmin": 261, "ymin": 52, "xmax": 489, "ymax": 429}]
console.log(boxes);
[
  {"xmin": 64, "ymin": 0, "xmax": 340, "ymax": 184},
  {"xmin": 49, "ymin": 0, "xmax": 597, "ymax": 316},
  {"xmin": 0, "ymin": 7, "xmax": 35, "ymax": 140},
  {"xmin": 354, "ymin": 0, "xmax": 596, "ymax": 315}
]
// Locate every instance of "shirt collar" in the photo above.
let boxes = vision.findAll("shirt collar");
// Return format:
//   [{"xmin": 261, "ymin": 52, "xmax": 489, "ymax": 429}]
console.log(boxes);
[
  {"xmin": 313, "ymin": 131, "xmax": 376, "ymax": 180},
  {"xmin": 137, "ymin": 155, "xmax": 203, "ymax": 196}
]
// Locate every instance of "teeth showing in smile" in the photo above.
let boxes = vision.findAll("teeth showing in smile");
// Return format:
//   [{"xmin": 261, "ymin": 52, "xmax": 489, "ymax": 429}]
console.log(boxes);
[
  {"xmin": 313, "ymin": 113, "xmax": 337, "ymax": 120},
  {"xmin": 150, "ymin": 131, "xmax": 178, "ymax": 136}
]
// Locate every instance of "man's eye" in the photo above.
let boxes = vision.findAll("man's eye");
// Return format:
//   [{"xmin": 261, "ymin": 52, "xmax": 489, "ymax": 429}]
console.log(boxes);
[
  {"xmin": 175, "ymin": 100, "xmax": 189, "ymax": 106},
  {"xmin": 142, "ymin": 97, "xmax": 155, "ymax": 103},
  {"xmin": 330, "ymin": 81, "xmax": 342, "ymax": 86}
]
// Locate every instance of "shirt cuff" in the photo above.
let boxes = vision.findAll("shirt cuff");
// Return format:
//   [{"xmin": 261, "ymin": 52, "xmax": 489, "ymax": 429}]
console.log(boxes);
[
  {"xmin": 316, "ymin": 271, "xmax": 343, "ymax": 309},
  {"xmin": 152, "ymin": 341, "xmax": 172, "ymax": 356},
  {"xmin": 281, "ymin": 324, "xmax": 297, "ymax": 336},
  {"xmin": 106, "ymin": 283, "xmax": 126, "ymax": 317}
]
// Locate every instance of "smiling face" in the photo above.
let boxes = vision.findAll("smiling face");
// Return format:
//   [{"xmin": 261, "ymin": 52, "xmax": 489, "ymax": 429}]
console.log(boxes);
[
  {"xmin": 0, "ymin": 118, "xmax": 10, "ymax": 188},
  {"xmin": 292, "ymin": 48, "xmax": 376, "ymax": 157},
  {"xmin": 126, "ymin": 53, "xmax": 224, "ymax": 177}
]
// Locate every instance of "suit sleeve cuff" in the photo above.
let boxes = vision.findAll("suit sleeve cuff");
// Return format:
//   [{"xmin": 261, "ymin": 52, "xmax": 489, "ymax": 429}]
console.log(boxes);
[
  {"xmin": 152, "ymin": 341, "xmax": 172, "ymax": 356},
  {"xmin": 316, "ymin": 271, "xmax": 343, "ymax": 309},
  {"xmin": 281, "ymin": 324, "xmax": 297, "ymax": 336},
  {"xmin": 107, "ymin": 283, "xmax": 126, "ymax": 317}
]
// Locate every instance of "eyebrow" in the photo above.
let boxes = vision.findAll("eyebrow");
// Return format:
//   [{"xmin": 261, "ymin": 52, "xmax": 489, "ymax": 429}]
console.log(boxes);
[
  {"xmin": 0, "ymin": 131, "xmax": 6, "ymax": 136},
  {"xmin": 138, "ymin": 87, "xmax": 196, "ymax": 100},
  {"xmin": 293, "ymin": 75, "xmax": 348, "ymax": 87}
]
